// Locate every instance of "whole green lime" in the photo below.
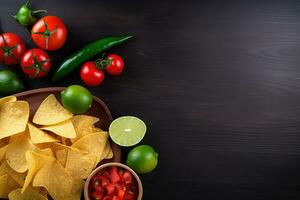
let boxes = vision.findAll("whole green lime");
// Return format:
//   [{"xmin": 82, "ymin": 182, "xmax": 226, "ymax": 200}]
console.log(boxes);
[
  {"xmin": 0, "ymin": 70, "xmax": 24, "ymax": 95},
  {"xmin": 126, "ymin": 145, "xmax": 158, "ymax": 174},
  {"xmin": 60, "ymin": 85, "xmax": 93, "ymax": 114}
]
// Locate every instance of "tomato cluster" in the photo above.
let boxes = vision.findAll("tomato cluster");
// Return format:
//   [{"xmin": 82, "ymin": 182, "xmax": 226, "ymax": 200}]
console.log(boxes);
[
  {"xmin": 80, "ymin": 54, "xmax": 125, "ymax": 87},
  {"xmin": 0, "ymin": 15, "xmax": 67, "ymax": 78}
]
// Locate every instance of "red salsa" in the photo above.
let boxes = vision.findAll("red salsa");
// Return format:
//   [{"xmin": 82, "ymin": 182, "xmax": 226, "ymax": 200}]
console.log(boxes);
[{"xmin": 89, "ymin": 166, "xmax": 139, "ymax": 200}]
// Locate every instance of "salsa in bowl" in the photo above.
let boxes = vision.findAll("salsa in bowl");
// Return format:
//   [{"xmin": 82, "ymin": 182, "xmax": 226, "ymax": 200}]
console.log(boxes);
[{"xmin": 84, "ymin": 162, "xmax": 143, "ymax": 200}]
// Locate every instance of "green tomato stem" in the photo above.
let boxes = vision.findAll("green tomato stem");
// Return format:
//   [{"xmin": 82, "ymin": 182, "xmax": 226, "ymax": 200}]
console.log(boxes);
[{"xmin": 32, "ymin": 9, "xmax": 48, "ymax": 14}]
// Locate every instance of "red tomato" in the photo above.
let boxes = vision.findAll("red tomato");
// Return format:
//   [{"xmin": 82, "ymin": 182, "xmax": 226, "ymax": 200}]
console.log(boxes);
[
  {"xmin": 0, "ymin": 33, "xmax": 26, "ymax": 65},
  {"xmin": 105, "ymin": 54, "xmax": 124, "ymax": 76},
  {"xmin": 20, "ymin": 49, "xmax": 51, "ymax": 78},
  {"xmin": 31, "ymin": 16, "xmax": 67, "ymax": 51},
  {"xmin": 80, "ymin": 61, "xmax": 105, "ymax": 87}
]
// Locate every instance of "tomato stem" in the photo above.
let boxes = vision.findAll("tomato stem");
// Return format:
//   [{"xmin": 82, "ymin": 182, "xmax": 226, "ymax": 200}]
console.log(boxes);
[
  {"xmin": 95, "ymin": 58, "xmax": 112, "ymax": 70},
  {"xmin": 0, "ymin": 34, "xmax": 20, "ymax": 62},
  {"xmin": 25, "ymin": 0, "xmax": 31, "ymax": 7},
  {"xmin": 24, "ymin": 51, "xmax": 50, "ymax": 78},
  {"xmin": 31, "ymin": 19, "xmax": 57, "ymax": 50},
  {"xmin": 94, "ymin": 53, "xmax": 112, "ymax": 70},
  {"xmin": 32, "ymin": 10, "xmax": 48, "ymax": 14}
]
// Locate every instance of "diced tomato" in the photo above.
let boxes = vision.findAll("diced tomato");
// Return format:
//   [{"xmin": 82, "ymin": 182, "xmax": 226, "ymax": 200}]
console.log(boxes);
[
  {"xmin": 112, "ymin": 196, "xmax": 120, "ymax": 200},
  {"xmin": 117, "ymin": 188, "xmax": 126, "ymax": 200},
  {"xmin": 122, "ymin": 171, "xmax": 132, "ymax": 185},
  {"xmin": 92, "ymin": 190, "xmax": 104, "ymax": 200},
  {"xmin": 89, "ymin": 167, "xmax": 138, "ymax": 200},
  {"xmin": 106, "ymin": 184, "xmax": 116, "ymax": 195},
  {"xmin": 118, "ymin": 168, "xmax": 124, "ymax": 176},
  {"xmin": 124, "ymin": 193, "xmax": 135, "ymax": 200},
  {"xmin": 110, "ymin": 167, "xmax": 121, "ymax": 183},
  {"xmin": 95, "ymin": 175, "xmax": 109, "ymax": 187}
]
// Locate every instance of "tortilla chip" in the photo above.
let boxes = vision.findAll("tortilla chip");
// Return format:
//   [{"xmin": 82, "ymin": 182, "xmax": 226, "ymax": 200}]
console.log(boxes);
[
  {"xmin": 65, "ymin": 148, "xmax": 96, "ymax": 181},
  {"xmin": 55, "ymin": 148, "xmax": 68, "ymax": 167},
  {"xmin": 0, "ymin": 101, "xmax": 29, "ymax": 139},
  {"xmin": 0, "ymin": 145, "xmax": 8, "ymax": 162},
  {"xmin": 22, "ymin": 150, "xmax": 55, "ymax": 193},
  {"xmin": 71, "ymin": 115, "xmax": 99, "ymax": 142},
  {"xmin": 64, "ymin": 179, "xmax": 84, "ymax": 200},
  {"xmin": 0, "ymin": 96, "xmax": 16, "ymax": 106},
  {"xmin": 41, "ymin": 119, "xmax": 76, "ymax": 138},
  {"xmin": 8, "ymin": 188, "xmax": 47, "ymax": 200},
  {"xmin": 106, "ymin": 148, "xmax": 114, "ymax": 159},
  {"xmin": 72, "ymin": 131, "xmax": 109, "ymax": 167},
  {"xmin": 0, "ymin": 139, "xmax": 8, "ymax": 148},
  {"xmin": 33, "ymin": 94, "xmax": 73, "ymax": 126},
  {"xmin": 100, "ymin": 140, "xmax": 113, "ymax": 160},
  {"xmin": 33, "ymin": 160, "xmax": 74, "ymax": 200},
  {"xmin": 0, "ymin": 174, "xmax": 20, "ymax": 198},
  {"xmin": 6, "ymin": 137, "xmax": 37, "ymax": 173},
  {"xmin": 0, "ymin": 161, "xmax": 26, "ymax": 186},
  {"xmin": 28, "ymin": 123, "xmax": 59, "ymax": 144},
  {"xmin": 9, "ymin": 129, "xmax": 30, "ymax": 143}
]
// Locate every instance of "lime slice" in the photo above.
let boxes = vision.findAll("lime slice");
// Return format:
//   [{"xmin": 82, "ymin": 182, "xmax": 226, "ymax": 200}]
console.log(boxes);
[{"xmin": 109, "ymin": 116, "xmax": 146, "ymax": 147}]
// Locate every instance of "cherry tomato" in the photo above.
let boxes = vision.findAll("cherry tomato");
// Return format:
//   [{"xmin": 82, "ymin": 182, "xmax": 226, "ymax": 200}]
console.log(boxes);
[
  {"xmin": 80, "ymin": 61, "xmax": 105, "ymax": 87},
  {"xmin": 105, "ymin": 54, "xmax": 124, "ymax": 76},
  {"xmin": 20, "ymin": 48, "xmax": 51, "ymax": 78},
  {"xmin": 31, "ymin": 16, "xmax": 67, "ymax": 51},
  {"xmin": 0, "ymin": 33, "xmax": 26, "ymax": 65}
]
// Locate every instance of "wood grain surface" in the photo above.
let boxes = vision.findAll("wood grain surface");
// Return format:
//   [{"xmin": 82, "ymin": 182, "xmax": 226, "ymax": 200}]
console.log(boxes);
[{"xmin": 1, "ymin": 0, "xmax": 300, "ymax": 199}]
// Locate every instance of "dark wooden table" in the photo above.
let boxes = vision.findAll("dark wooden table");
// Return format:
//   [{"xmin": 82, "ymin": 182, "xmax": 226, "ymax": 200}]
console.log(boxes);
[{"xmin": 1, "ymin": 0, "xmax": 300, "ymax": 199}]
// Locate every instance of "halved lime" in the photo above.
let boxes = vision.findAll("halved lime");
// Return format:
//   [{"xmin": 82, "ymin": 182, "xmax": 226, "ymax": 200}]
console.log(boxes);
[{"xmin": 109, "ymin": 116, "xmax": 146, "ymax": 147}]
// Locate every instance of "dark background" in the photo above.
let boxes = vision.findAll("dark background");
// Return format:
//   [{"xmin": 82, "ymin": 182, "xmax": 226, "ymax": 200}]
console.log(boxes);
[{"xmin": 1, "ymin": 0, "xmax": 300, "ymax": 199}]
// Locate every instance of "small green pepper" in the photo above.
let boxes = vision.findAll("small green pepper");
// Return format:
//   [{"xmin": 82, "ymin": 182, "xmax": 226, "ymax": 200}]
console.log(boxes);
[
  {"xmin": 52, "ymin": 35, "xmax": 133, "ymax": 82},
  {"xmin": 12, "ymin": 0, "xmax": 47, "ymax": 27}
]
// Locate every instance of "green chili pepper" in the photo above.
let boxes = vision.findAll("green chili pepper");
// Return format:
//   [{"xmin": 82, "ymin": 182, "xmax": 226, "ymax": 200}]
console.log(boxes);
[
  {"xmin": 52, "ymin": 35, "xmax": 133, "ymax": 82},
  {"xmin": 12, "ymin": 0, "xmax": 47, "ymax": 27}
]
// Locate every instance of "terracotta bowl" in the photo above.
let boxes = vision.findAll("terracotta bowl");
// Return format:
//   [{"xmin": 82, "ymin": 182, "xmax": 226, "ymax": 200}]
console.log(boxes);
[
  {"xmin": 14, "ymin": 87, "xmax": 121, "ymax": 164},
  {"xmin": 84, "ymin": 162, "xmax": 143, "ymax": 200}
]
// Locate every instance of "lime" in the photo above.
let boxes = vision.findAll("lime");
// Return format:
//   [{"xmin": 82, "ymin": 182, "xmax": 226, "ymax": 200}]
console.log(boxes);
[
  {"xmin": 0, "ymin": 70, "xmax": 24, "ymax": 95},
  {"xmin": 109, "ymin": 116, "xmax": 146, "ymax": 147},
  {"xmin": 126, "ymin": 145, "xmax": 158, "ymax": 174},
  {"xmin": 60, "ymin": 85, "xmax": 93, "ymax": 114}
]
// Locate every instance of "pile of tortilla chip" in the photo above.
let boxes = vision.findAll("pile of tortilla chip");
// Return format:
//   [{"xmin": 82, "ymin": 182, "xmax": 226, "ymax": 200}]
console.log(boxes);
[{"xmin": 0, "ymin": 94, "xmax": 113, "ymax": 200}]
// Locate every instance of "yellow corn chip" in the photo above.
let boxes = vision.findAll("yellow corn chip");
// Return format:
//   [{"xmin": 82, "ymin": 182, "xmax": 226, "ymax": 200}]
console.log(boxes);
[
  {"xmin": 71, "ymin": 115, "xmax": 99, "ymax": 142},
  {"xmin": 22, "ymin": 150, "xmax": 55, "ymax": 193},
  {"xmin": 41, "ymin": 119, "xmax": 76, "ymax": 138},
  {"xmin": 6, "ymin": 137, "xmax": 37, "ymax": 173},
  {"xmin": 0, "ymin": 161, "xmax": 26, "ymax": 186},
  {"xmin": 72, "ymin": 131, "xmax": 108, "ymax": 167},
  {"xmin": 0, "ymin": 96, "xmax": 17, "ymax": 106},
  {"xmin": 28, "ymin": 123, "xmax": 59, "ymax": 144},
  {"xmin": 0, "ymin": 174, "xmax": 20, "ymax": 198},
  {"xmin": 33, "ymin": 160, "xmax": 74, "ymax": 200},
  {"xmin": 0, "ymin": 101, "xmax": 29, "ymax": 139},
  {"xmin": 33, "ymin": 94, "xmax": 73, "ymax": 126},
  {"xmin": 65, "ymin": 148, "xmax": 96, "ymax": 181},
  {"xmin": 8, "ymin": 188, "xmax": 47, "ymax": 200},
  {"xmin": 0, "ymin": 145, "xmax": 7, "ymax": 162},
  {"xmin": 55, "ymin": 148, "xmax": 68, "ymax": 167}
]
